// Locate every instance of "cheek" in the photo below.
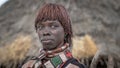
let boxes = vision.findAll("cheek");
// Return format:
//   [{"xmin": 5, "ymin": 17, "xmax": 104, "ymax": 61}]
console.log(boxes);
[
  {"xmin": 54, "ymin": 29, "xmax": 65, "ymax": 40},
  {"xmin": 60, "ymin": 30, "xmax": 65, "ymax": 39},
  {"xmin": 37, "ymin": 31, "xmax": 42, "ymax": 38}
]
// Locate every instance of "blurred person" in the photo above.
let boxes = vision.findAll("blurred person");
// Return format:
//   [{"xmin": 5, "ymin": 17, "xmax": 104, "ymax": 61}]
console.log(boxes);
[{"xmin": 21, "ymin": 3, "xmax": 85, "ymax": 68}]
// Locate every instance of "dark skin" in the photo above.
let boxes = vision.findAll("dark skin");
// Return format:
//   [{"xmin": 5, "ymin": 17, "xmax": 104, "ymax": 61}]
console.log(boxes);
[{"xmin": 37, "ymin": 20, "xmax": 65, "ymax": 51}]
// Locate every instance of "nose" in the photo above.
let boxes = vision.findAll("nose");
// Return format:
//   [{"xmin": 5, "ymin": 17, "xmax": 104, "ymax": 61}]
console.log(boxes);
[{"xmin": 42, "ymin": 27, "xmax": 51, "ymax": 36}]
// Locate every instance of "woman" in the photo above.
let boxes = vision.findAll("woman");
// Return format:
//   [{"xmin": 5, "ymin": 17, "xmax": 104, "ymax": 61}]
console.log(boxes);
[{"xmin": 22, "ymin": 3, "xmax": 85, "ymax": 68}]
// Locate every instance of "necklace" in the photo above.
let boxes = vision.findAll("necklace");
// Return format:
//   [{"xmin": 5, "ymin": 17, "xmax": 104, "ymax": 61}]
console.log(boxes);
[{"xmin": 45, "ymin": 43, "xmax": 69, "ymax": 58}]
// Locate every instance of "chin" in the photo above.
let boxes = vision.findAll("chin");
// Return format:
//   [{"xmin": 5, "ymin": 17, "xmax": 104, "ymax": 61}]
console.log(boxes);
[{"xmin": 43, "ymin": 46, "xmax": 57, "ymax": 50}]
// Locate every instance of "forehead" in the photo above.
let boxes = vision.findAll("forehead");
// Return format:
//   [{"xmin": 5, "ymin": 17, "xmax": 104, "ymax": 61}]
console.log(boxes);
[{"xmin": 38, "ymin": 20, "xmax": 61, "ymax": 25}]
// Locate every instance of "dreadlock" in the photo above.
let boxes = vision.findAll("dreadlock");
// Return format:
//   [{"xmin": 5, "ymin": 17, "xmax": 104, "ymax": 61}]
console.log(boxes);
[{"xmin": 35, "ymin": 3, "xmax": 73, "ymax": 46}]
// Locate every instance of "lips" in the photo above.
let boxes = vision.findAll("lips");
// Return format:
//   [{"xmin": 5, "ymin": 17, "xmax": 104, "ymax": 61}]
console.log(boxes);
[{"xmin": 41, "ymin": 39, "xmax": 53, "ymax": 44}]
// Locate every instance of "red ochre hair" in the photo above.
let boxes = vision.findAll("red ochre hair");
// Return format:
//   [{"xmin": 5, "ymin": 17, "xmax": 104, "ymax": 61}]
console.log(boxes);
[{"xmin": 35, "ymin": 3, "xmax": 73, "ymax": 46}]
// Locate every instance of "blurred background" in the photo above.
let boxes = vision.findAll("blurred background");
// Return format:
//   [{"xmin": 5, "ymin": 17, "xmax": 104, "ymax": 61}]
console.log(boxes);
[{"xmin": 0, "ymin": 0, "xmax": 120, "ymax": 68}]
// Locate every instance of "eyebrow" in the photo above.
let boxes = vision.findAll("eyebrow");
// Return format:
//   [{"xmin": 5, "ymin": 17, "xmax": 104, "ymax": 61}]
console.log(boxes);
[
  {"xmin": 44, "ymin": 20, "xmax": 59, "ymax": 24},
  {"xmin": 48, "ymin": 20, "xmax": 59, "ymax": 24},
  {"xmin": 37, "ymin": 20, "xmax": 59, "ymax": 27}
]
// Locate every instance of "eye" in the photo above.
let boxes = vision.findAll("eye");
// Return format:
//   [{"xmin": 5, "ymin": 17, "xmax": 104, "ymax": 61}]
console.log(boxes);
[
  {"xmin": 37, "ymin": 25, "xmax": 43, "ymax": 31},
  {"xmin": 51, "ymin": 25, "xmax": 58, "ymax": 29},
  {"xmin": 51, "ymin": 25, "xmax": 55, "ymax": 28}
]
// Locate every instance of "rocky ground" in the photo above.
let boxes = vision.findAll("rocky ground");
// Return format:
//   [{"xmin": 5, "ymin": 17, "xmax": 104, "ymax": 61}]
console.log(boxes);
[{"xmin": 0, "ymin": 0, "xmax": 120, "ymax": 68}]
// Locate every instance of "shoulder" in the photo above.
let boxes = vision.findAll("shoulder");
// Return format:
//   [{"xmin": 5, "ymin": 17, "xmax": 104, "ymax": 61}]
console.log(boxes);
[{"xmin": 61, "ymin": 58, "xmax": 85, "ymax": 68}]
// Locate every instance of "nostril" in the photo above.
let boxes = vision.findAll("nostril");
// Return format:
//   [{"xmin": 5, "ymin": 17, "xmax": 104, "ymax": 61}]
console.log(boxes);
[
  {"xmin": 42, "ymin": 27, "xmax": 51, "ymax": 36},
  {"xmin": 43, "ymin": 32, "xmax": 50, "ymax": 36}
]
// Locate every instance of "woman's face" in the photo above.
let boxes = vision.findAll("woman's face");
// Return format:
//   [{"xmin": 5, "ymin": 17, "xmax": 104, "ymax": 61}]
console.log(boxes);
[{"xmin": 37, "ymin": 20, "xmax": 65, "ymax": 50}]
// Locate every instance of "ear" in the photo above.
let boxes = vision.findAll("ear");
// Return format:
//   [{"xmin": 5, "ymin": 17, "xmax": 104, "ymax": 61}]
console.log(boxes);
[
  {"xmin": 35, "ymin": 27, "xmax": 38, "ymax": 33},
  {"xmin": 36, "ymin": 29, "xmax": 38, "ymax": 33}
]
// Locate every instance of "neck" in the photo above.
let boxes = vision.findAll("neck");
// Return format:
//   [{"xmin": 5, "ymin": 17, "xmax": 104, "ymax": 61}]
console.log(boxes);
[
  {"xmin": 45, "ymin": 42, "xmax": 65, "ymax": 51},
  {"xmin": 37, "ymin": 43, "xmax": 70, "ymax": 62},
  {"xmin": 44, "ymin": 43, "xmax": 69, "ymax": 58},
  {"xmin": 57, "ymin": 41, "xmax": 64, "ymax": 49}
]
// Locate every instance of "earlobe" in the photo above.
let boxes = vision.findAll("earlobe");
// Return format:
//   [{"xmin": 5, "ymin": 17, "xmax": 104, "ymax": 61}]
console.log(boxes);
[
  {"xmin": 35, "ymin": 27, "xmax": 38, "ymax": 32},
  {"xmin": 36, "ymin": 30, "xmax": 37, "ymax": 32},
  {"xmin": 36, "ymin": 29, "xmax": 39, "ymax": 33},
  {"xmin": 36, "ymin": 30, "xmax": 38, "ymax": 33}
]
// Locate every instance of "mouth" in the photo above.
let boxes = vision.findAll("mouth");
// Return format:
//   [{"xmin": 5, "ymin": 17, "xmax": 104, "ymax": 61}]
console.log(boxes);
[{"xmin": 41, "ymin": 39, "xmax": 53, "ymax": 44}]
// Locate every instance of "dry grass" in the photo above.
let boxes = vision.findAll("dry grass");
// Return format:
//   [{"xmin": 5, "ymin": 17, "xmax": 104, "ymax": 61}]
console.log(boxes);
[
  {"xmin": 0, "ymin": 35, "xmax": 32, "ymax": 64},
  {"xmin": 72, "ymin": 34, "xmax": 98, "ymax": 59},
  {"xmin": 0, "ymin": 34, "xmax": 97, "ymax": 67}
]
